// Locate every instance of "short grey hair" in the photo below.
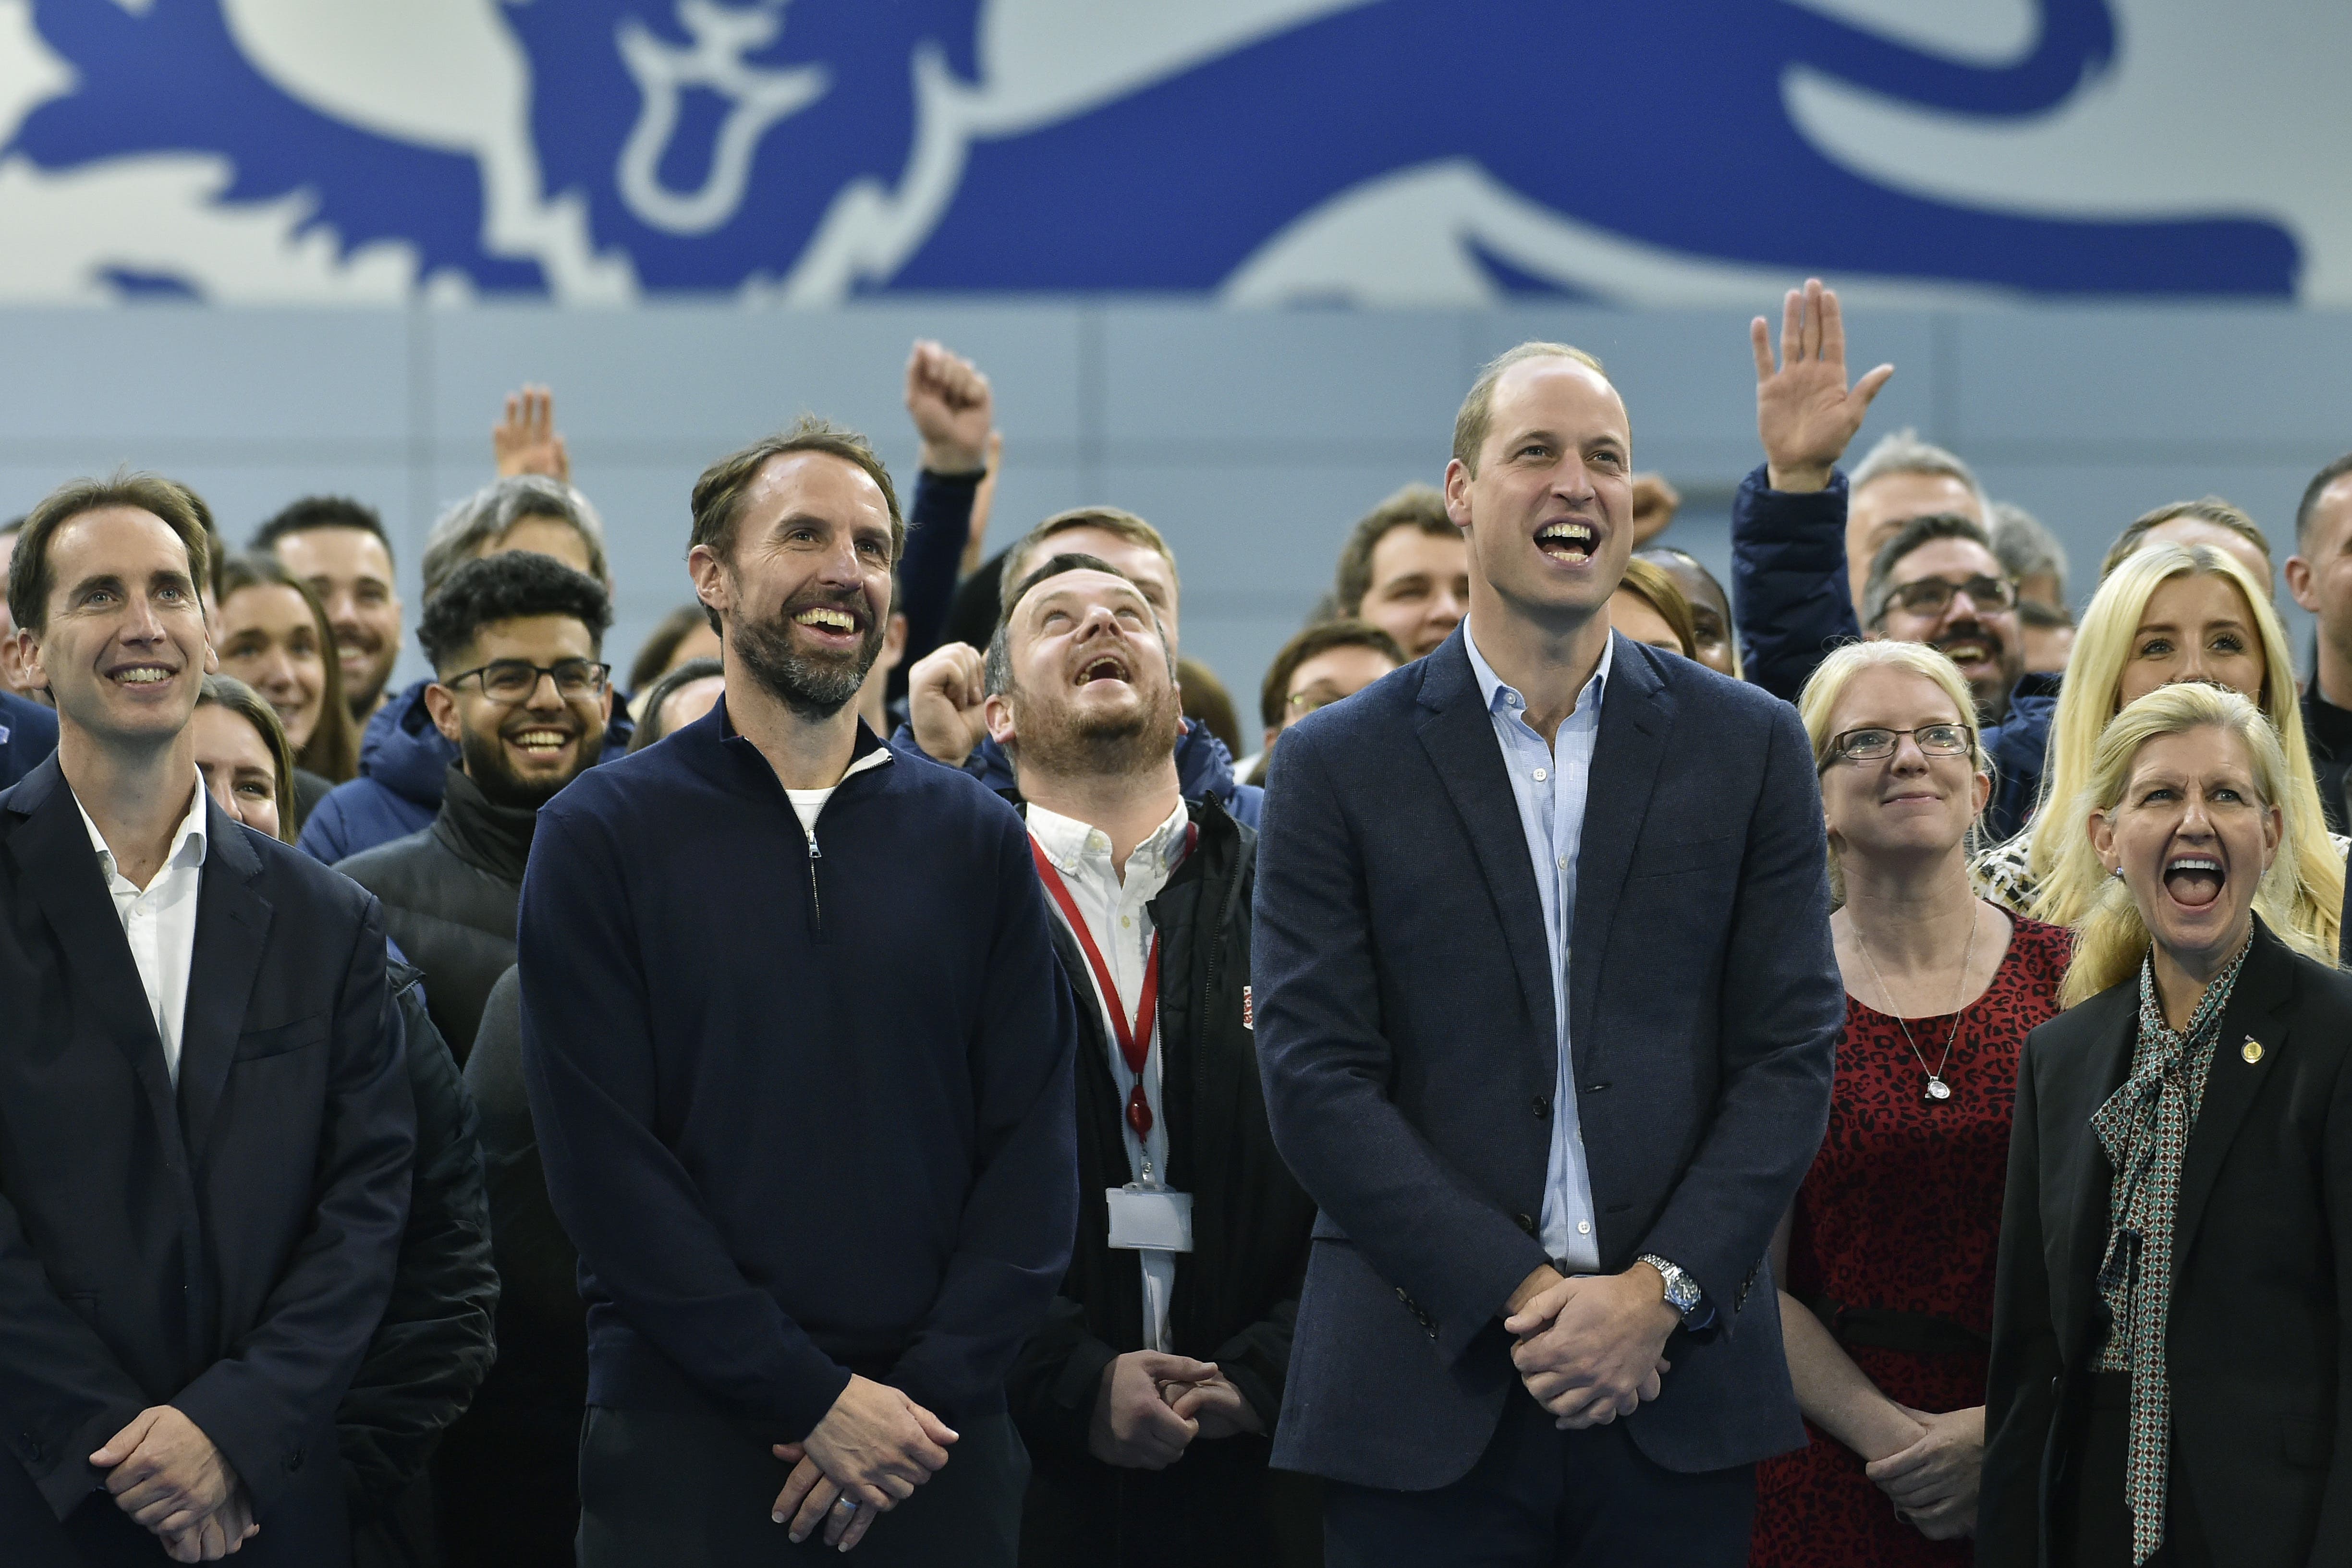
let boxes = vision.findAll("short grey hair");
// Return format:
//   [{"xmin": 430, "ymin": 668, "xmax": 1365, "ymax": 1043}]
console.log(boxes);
[
  {"xmin": 421, "ymin": 475, "xmax": 609, "ymax": 600},
  {"xmin": 1988, "ymin": 501, "xmax": 2069, "ymax": 601},
  {"xmin": 1850, "ymin": 428, "xmax": 1985, "ymax": 518}
]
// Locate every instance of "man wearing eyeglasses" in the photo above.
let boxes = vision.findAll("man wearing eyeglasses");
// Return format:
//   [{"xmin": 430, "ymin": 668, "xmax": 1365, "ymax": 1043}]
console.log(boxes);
[
  {"xmin": 334, "ymin": 550, "xmax": 614, "ymax": 1064},
  {"xmin": 1859, "ymin": 515, "xmax": 2025, "ymax": 725}
]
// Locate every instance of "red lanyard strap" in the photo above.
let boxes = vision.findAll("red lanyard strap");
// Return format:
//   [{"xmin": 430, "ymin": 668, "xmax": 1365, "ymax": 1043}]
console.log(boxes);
[{"xmin": 1028, "ymin": 824, "xmax": 1195, "ymax": 1142}]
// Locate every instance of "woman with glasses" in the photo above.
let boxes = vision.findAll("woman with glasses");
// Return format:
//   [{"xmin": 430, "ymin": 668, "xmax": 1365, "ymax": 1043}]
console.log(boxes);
[
  {"xmin": 1981, "ymin": 683, "xmax": 2351, "ymax": 1568},
  {"xmin": 216, "ymin": 551, "xmax": 359, "ymax": 828},
  {"xmin": 1751, "ymin": 642, "xmax": 2071, "ymax": 1568},
  {"xmin": 1974, "ymin": 544, "xmax": 2345, "ymax": 957}
]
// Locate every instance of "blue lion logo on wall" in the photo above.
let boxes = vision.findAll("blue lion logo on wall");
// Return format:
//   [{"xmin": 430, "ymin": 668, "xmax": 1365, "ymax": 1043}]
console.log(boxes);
[{"xmin": 0, "ymin": 0, "xmax": 2323, "ymax": 304}]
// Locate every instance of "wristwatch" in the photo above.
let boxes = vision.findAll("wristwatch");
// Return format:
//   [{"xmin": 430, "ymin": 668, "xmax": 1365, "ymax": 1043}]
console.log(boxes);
[{"xmin": 1638, "ymin": 1253, "xmax": 1704, "ymax": 1325}]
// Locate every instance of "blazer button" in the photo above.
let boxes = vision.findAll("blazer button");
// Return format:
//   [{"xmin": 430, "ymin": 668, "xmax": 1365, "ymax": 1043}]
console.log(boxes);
[
  {"xmin": 1532, "ymin": 1095, "xmax": 1551, "ymax": 1118},
  {"xmin": 1515, "ymin": 1213, "xmax": 1536, "ymax": 1236}
]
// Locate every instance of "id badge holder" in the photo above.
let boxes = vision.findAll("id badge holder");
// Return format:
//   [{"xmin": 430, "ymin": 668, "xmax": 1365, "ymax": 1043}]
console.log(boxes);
[{"xmin": 1105, "ymin": 1183, "xmax": 1194, "ymax": 1252}]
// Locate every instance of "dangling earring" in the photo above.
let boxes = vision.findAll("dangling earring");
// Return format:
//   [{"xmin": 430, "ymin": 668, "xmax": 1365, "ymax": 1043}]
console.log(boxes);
[{"xmin": 2109, "ymin": 865, "xmax": 2125, "ymax": 880}]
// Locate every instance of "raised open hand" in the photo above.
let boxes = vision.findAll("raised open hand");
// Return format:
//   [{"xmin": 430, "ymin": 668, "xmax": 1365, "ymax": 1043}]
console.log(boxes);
[
  {"xmin": 1751, "ymin": 279, "xmax": 1893, "ymax": 494},
  {"xmin": 494, "ymin": 384, "xmax": 571, "ymax": 482}
]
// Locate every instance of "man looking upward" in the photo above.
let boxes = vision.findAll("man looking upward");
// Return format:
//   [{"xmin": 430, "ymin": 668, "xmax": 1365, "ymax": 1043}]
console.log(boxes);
[
  {"xmin": 517, "ymin": 419, "xmax": 1078, "ymax": 1566},
  {"xmin": 1254, "ymin": 343, "xmax": 1840, "ymax": 1564},
  {"xmin": 984, "ymin": 555, "xmax": 1317, "ymax": 1562}
]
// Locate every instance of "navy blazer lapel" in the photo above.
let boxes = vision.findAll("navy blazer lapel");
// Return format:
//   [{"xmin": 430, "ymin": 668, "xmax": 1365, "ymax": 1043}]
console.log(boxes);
[
  {"xmin": 2050, "ymin": 985, "xmax": 2137, "ymax": 1364},
  {"xmin": 1413, "ymin": 635, "xmax": 1555, "ymax": 1046},
  {"xmin": 1568, "ymin": 639, "xmax": 1672, "ymax": 1059},
  {"xmin": 2172, "ymin": 924, "xmax": 2293, "ymax": 1283},
  {"xmin": 177, "ymin": 807, "xmax": 272, "ymax": 1163},
  {"xmin": 2, "ymin": 758, "xmax": 179, "ymax": 1126}
]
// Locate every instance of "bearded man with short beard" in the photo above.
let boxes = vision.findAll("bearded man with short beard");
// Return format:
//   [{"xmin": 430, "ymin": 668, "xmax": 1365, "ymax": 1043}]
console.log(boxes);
[
  {"xmin": 516, "ymin": 420, "xmax": 1077, "ymax": 1568},
  {"xmin": 978, "ymin": 553, "xmax": 1318, "ymax": 1567}
]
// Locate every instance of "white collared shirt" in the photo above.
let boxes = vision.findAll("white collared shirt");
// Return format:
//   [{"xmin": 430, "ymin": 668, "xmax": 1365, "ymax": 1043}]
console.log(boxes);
[
  {"xmin": 75, "ymin": 779, "xmax": 208, "ymax": 1084},
  {"xmin": 1026, "ymin": 799, "xmax": 1192, "ymax": 1350}
]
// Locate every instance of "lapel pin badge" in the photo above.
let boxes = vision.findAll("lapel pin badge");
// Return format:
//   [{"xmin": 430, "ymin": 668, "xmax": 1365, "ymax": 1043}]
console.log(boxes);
[{"xmin": 2241, "ymin": 1037, "xmax": 2265, "ymax": 1064}]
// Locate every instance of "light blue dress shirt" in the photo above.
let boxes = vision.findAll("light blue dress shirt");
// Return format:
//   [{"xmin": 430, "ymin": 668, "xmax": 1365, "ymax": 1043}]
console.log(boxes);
[{"xmin": 1464, "ymin": 622, "xmax": 1610, "ymax": 1273}]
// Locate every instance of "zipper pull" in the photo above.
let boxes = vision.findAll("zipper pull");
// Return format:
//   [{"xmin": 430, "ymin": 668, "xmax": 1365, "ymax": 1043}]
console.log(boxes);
[{"xmin": 806, "ymin": 832, "xmax": 821, "ymax": 860}]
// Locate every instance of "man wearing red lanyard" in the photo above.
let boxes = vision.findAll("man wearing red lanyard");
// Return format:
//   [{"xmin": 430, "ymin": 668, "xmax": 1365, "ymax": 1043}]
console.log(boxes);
[{"xmin": 982, "ymin": 552, "xmax": 1318, "ymax": 1567}]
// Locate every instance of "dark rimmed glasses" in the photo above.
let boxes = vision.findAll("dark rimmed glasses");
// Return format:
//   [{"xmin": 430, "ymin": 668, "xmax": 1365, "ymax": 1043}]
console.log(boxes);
[
  {"xmin": 1877, "ymin": 574, "xmax": 2016, "ymax": 620},
  {"xmin": 441, "ymin": 658, "xmax": 611, "ymax": 704}
]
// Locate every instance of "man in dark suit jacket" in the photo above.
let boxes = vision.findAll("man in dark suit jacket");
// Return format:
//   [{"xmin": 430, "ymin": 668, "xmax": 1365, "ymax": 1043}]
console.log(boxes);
[
  {"xmin": 1254, "ymin": 343, "xmax": 1842, "ymax": 1564},
  {"xmin": 0, "ymin": 475, "xmax": 415, "ymax": 1566}
]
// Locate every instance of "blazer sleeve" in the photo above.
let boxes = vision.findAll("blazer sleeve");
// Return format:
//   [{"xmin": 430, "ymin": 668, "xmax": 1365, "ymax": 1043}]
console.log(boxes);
[
  {"xmin": 2309, "ymin": 1030, "xmax": 2352, "ymax": 1564},
  {"xmin": 335, "ymin": 983, "xmax": 499, "ymax": 1520},
  {"xmin": 886, "ymin": 812, "xmax": 1080, "ymax": 1417},
  {"xmin": 517, "ymin": 803, "xmax": 855, "ymax": 1438},
  {"xmin": 1979, "ymin": 1030, "xmax": 2061, "ymax": 1567},
  {"xmin": 1730, "ymin": 465, "xmax": 1862, "ymax": 702},
  {"xmin": 173, "ymin": 900, "xmax": 417, "ymax": 1515},
  {"xmin": 0, "ymin": 1205, "xmax": 152, "ymax": 1517},
  {"xmin": 1254, "ymin": 720, "xmax": 1550, "ymax": 1364},
  {"xmin": 1634, "ymin": 699, "xmax": 1842, "ymax": 1319}
]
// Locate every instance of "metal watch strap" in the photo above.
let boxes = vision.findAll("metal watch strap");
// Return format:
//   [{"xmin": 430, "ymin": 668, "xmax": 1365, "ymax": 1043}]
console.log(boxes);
[{"xmin": 1639, "ymin": 1253, "xmax": 1703, "ymax": 1323}]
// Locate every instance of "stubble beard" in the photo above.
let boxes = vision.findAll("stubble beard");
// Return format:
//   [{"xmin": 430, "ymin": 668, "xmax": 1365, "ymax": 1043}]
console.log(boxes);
[
  {"xmin": 731, "ymin": 586, "xmax": 885, "ymax": 720},
  {"xmin": 1013, "ymin": 671, "xmax": 1183, "ymax": 782}
]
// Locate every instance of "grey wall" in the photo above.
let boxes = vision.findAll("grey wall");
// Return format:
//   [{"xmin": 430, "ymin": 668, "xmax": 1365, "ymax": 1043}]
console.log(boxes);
[{"xmin": 3, "ymin": 303, "xmax": 2347, "ymax": 715}]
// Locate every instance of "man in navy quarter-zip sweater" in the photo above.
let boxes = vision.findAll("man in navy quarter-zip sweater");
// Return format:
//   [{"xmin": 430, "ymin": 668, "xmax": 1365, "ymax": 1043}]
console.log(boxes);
[{"xmin": 518, "ymin": 418, "xmax": 1079, "ymax": 1567}]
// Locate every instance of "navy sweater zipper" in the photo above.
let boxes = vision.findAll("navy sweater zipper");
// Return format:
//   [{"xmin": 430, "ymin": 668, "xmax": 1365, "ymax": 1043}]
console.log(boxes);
[{"xmin": 805, "ymin": 829, "xmax": 824, "ymax": 936}]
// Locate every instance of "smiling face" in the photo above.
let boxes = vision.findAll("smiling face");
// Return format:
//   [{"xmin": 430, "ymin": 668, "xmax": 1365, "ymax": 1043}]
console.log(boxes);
[
  {"xmin": 1873, "ymin": 536, "xmax": 2023, "ymax": 717},
  {"xmin": 984, "ymin": 566, "xmax": 1182, "ymax": 781},
  {"xmin": 1445, "ymin": 356, "xmax": 1633, "ymax": 637},
  {"xmin": 1359, "ymin": 524, "xmax": 1468, "ymax": 658},
  {"xmin": 216, "ymin": 582, "xmax": 326, "ymax": 749},
  {"xmin": 689, "ymin": 452, "xmax": 894, "ymax": 719},
  {"xmin": 2092, "ymin": 723, "xmax": 2279, "ymax": 974},
  {"xmin": 426, "ymin": 614, "xmax": 611, "ymax": 809},
  {"xmin": 27, "ymin": 507, "xmax": 215, "ymax": 751},
  {"xmin": 2115, "ymin": 571, "xmax": 2265, "ymax": 709},
  {"xmin": 1817, "ymin": 664, "xmax": 1988, "ymax": 870},
  {"xmin": 191, "ymin": 701, "xmax": 281, "ymax": 840},
  {"xmin": 271, "ymin": 524, "xmax": 401, "ymax": 717}
]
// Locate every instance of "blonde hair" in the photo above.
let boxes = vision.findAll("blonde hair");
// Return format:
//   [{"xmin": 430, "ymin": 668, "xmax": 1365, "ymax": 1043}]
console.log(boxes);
[
  {"xmin": 1797, "ymin": 640, "xmax": 1989, "ymax": 902},
  {"xmin": 2028, "ymin": 544, "xmax": 2338, "ymax": 960},
  {"xmin": 2055, "ymin": 684, "xmax": 2333, "ymax": 1006}
]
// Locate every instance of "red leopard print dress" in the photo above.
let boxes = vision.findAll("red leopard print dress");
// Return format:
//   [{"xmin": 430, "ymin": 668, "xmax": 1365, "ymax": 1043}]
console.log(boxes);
[{"xmin": 1749, "ymin": 916, "xmax": 2070, "ymax": 1568}]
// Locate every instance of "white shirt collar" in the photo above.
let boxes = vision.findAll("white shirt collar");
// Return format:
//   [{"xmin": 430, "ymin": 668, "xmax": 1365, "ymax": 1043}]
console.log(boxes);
[
  {"xmin": 74, "ymin": 777, "xmax": 209, "ymax": 887},
  {"xmin": 1464, "ymin": 620, "xmax": 1614, "ymax": 721},
  {"xmin": 1025, "ymin": 799, "xmax": 1191, "ymax": 882}
]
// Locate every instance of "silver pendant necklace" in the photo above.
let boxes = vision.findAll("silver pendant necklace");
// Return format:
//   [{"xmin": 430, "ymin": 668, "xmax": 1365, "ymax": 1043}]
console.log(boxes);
[{"xmin": 1852, "ymin": 901, "xmax": 1980, "ymax": 1104}]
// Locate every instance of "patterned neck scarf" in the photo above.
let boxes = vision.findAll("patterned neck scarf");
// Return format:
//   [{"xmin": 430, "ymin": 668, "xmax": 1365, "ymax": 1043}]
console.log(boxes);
[{"xmin": 2089, "ymin": 931, "xmax": 2252, "ymax": 1566}]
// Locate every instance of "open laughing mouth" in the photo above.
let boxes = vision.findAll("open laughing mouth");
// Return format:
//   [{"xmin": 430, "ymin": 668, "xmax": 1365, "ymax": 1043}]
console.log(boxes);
[
  {"xmin": 2162, "ymin": 851, "xmax": 2224, "ymax": 909},
  {"xmin": 790, "ymin": 603, "xmax": 865, "ymax": 647},
  {"xmin": 1536, "ymin": 520, "xmax": 1596, "ymax": 562},
  {"xmin": 504, "ymin": 725, "xmax": 578, "ymax": 761},
  {"xmin": 1075, "ymin": 653, "xmax": 1132, "ymax": 687}
]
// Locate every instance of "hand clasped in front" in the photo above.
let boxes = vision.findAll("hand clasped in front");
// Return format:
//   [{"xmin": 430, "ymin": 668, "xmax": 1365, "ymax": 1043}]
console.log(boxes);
[{"xmin": 1502, "ymin": 1270, "xmax": 1680, "ymax": 1431}]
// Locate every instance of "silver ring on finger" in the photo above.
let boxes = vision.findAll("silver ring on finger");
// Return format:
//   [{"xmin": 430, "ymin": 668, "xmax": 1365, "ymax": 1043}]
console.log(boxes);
[{"xmin": 833, "ymin": 1495, "xmax": 859, "ymax": 1517}]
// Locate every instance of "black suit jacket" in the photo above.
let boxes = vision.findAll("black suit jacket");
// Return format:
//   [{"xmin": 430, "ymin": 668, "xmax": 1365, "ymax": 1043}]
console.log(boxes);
[
  {"xmin": 0, "ymin": 756, "xmax": 415, "ymax": 1560},
  {"xmin": 1253, "ymin": 629, "xmax": 1841, "ymax": 1490},
  {"xmin": 1981, "ymin": 920, "xmax": 2352, "ymax": 1567}
]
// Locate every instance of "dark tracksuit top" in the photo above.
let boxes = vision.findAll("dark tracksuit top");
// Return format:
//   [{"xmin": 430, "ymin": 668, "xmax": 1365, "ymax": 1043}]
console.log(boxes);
[{"xmin": 516, "ymin": 701, "xmax": 1081, "ymax": 1437}]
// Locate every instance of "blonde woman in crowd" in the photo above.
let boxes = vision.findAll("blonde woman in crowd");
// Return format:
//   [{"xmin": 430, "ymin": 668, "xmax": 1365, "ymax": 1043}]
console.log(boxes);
[
  {"xmin": 1981, "ymin": 684, "xmax": 2352, "ymax": 1568},
  {"xmin": 1975, "ymin": 542, "xmax": 2344, "ymax": 955},
  {"xmin": 1751, "ymin": 642, "xmax": 2071, "ymax": 1567}
]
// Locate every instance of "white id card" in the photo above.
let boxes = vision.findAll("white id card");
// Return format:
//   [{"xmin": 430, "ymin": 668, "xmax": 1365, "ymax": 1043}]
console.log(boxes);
[{"xmin": 1105, "ymin": 1187, "xmax": 1194, "ymax": 1252}]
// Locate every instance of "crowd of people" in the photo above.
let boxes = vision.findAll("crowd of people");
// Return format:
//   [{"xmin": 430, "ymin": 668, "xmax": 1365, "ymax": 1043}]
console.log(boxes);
[{"xmin": 0, "ymin": 280, "xmax": 2347, "ymax": 1568}]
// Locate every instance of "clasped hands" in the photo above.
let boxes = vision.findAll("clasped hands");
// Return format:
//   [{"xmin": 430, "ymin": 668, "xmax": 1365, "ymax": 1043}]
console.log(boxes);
[
  {"xmin": 1865, "ymin": 1402, "xmax": 1984, "ymax": 1541},
  {"xmin": 769, "ymin": 1374, "xmax": 959, "ymax": 1553},
  {"xmin": 1502, "ymin": 1264, "xmax": 1678, "ymax": 1431},
  {"xmin": 90, "ymin": 1406, "xmax": 255, "ymax": 1562},
  {"xmin": 1088, "ymin": 1350, "xmax": 1263, "ymax": 1471}
]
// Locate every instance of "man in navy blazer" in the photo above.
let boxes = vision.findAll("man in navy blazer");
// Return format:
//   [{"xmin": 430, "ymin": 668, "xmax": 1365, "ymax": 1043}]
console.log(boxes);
[
  {"xmin": 1255, "ymin": 343, "xmax": 1842, "ymax": 1563},
  {"xmin": 0, "ymin": 476, "xmax": 414, "ymax": 1566}
]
